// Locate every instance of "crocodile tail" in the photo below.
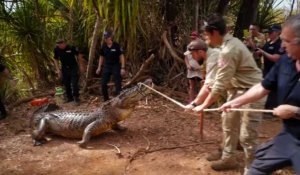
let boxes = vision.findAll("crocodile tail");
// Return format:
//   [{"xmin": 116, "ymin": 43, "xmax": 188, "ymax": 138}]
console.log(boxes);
[{"xmin": 29, "ymin": 103, "xmax": 60, "ymax": 128}]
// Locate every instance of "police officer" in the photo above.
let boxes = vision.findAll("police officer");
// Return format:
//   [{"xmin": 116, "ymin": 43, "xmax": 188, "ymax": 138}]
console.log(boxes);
[
  {"xmin": 190, "ymin": 14, "xmax": 262, "ymax": 173},
  {"xmin": 53, "ymin": 39, "xmax": 80, "ymax": 105},
  {"xmin": 221, "ymin": 13, "xmax": 300, "ymax": 175},
  {"xmin": 256, "ymin": 24, "xmax": 285, "ymax": 110},
  {"xmin": 256, "ymin": 24, "xmax": 285, "ymax": 77},
  {"xmin": 96, "ymin": 31, "xmax": 125, "ymax": 101}
]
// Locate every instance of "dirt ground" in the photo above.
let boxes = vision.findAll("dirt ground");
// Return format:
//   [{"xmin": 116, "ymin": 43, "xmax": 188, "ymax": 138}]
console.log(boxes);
[{"xmin": 0, "ymin": 95, "xmax": 294, "ymax": 175}]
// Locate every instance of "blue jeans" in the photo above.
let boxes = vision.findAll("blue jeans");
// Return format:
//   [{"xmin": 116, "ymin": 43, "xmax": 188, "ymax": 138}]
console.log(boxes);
[{"xmin": 247, "ymin": 130, "xmax": 300, "ymax": 175}]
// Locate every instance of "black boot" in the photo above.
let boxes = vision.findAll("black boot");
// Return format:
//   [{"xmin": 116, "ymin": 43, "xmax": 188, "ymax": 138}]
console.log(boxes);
[{"xmin": 74, "ymin": 96, "xmax": 80, "ymax": 106}]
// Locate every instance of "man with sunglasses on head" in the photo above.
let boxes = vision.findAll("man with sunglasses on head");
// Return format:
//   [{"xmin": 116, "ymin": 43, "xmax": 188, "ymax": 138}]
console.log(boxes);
[
  {"xmin": 184, "ymin": 39, "xmax": 220, "ymax": 111},
  {"xmin": 54, "ymin": 39, "xmax": 81, "ymax": 106},
  {"xmin": 184, "ymin": 31, "xmax": 204, "ymax": 103},
  {"xmin": 221, "ymin": 14, "xmax": 300, "ymax": 175},
  {"xmin": 188, "ymin": 14, "xmax": 262, "ymax": 174}
]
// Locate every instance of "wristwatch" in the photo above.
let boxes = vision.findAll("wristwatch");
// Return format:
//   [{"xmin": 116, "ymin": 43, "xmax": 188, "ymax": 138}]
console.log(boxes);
[{"xmin": 191, "ymin": 102, "xmax": 197, "ymax": 107}]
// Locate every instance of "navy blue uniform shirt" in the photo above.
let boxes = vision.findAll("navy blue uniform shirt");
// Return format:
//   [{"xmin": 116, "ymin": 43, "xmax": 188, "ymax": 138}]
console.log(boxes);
[
  {"xmin": 262, "ymin": 38, "xmax": 285, "ymax": 77},
  {"xmin": 262, "ymin": 55, "xmax": 300, "ymax": 139},
  {"xmin": 99, "ymin": 42, "xmax": 123, "ymax": 66},
  {"xmin": 54, "ymin": 45, "xmax": 79, "ymax": 68}
]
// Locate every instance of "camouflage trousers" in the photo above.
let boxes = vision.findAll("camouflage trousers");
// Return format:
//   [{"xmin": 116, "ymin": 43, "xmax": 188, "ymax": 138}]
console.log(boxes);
[{"xmin": 221, "ymin": 89, "xmax": 263, "ymax": 169}]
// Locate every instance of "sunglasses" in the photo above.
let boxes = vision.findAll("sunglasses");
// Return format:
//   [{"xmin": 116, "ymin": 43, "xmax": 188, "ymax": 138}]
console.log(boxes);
[
  {"xmin": 204, "ymin": 24, "xmax": 218, "ymax": 31},
  {"xmin": 188, "ymin": 48, "xmax": 208, "ymax": 52}
]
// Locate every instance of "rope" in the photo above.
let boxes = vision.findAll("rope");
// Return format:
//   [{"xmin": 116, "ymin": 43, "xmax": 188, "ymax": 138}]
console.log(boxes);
[
  {"xmin": 139, "ymin": 82, "xmax": 186, "ymax": 108},
  {"xmin": 139, "ymin": 82, "xmax": 274, "ymax": 113},
  {"xmin": 203, "ymin": 108, "xmax": 274, "ymax": 113}
]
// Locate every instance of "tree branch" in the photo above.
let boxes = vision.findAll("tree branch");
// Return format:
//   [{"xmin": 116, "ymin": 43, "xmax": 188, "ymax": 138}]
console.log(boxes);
[{"xmin": 162, "ymin": 31, "xmax": 184, "ymax": 64}]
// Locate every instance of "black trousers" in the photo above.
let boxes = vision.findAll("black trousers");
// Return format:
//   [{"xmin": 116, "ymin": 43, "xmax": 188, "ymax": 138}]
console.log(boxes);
[
  {"xmin": 0, "ymin": 99, "xmax": 6, "ymax": 117},
  {"xmin": 62, "ymin": 66, "xmax": 79, "ymax": 100},
  {"xmin": 101, "ymin": 65, "xmax": 122, "ymax": 101},
  {"xmin": 248, "ymin": 130, "xmax": 300, "ymax": 175}
]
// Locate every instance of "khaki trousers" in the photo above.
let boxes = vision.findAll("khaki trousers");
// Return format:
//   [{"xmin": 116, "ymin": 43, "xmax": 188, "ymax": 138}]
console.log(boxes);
[{"xmin": 221, "ymin": 89, "xmax": 263, "ymax": 168}]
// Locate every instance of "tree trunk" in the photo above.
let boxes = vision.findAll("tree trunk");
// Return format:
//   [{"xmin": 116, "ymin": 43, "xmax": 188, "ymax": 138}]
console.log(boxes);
[
  {"xmin": 234, "ymin": 0, "xmax": 260, "ymax": 39},
  {"xmin": 83, "ymin": 0, "xmax": 101, "ymax": 92},
  {"xmin": 216, "ymin": 0, "xmax": 230, "ymax": 15},
  {"xmin": 289, "ymin": 0, "xmax": 296, "ymax": 17},
  {"xmin": 195, "ymin": 0, "xmax": 199, "ymax": 31}
]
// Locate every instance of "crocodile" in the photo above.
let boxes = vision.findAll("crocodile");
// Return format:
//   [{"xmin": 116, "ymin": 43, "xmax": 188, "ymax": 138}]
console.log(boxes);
[{"xmin": 31, "ymin": 80, "xmax": 152, "ymax": 147}]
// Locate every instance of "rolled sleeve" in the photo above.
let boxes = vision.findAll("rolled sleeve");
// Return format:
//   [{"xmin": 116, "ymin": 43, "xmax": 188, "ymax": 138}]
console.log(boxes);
[{"xmin": 211, "ymin": 52, "xmax": 237, "ymax": 96}]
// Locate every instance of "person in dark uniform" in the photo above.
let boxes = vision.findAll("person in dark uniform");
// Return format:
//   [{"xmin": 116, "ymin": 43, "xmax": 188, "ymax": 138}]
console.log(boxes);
[
  {"xmin": 256, "ymin": 24, "xmax": 286, "ymax": 110},
  {"xmin": 256, "ymin": 24, "xmax": 285, "ymax": 77},
  {"xmin": 0, "ymin": 63, "xmax": 9, "ymax": 120},
  {"xmin": 53, "ymin": 39, "xmax": 80, "ymax": 105},
  {"xmin": 96, "ymin": 31, "xmax": 125, "ymax": 101},
  {"xmin": 221, "ymin": 13, "xmax": 300, "ymax": 175}
]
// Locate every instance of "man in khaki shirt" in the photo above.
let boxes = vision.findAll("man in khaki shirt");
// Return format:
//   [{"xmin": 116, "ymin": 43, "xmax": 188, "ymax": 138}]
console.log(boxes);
[
  {"xmin": 189, "ymin": 14, "xmax": 262, "ymax": 174},
  {"xmin": 244, "ymin": 24, "xmax": 266, "ymax": 69}
]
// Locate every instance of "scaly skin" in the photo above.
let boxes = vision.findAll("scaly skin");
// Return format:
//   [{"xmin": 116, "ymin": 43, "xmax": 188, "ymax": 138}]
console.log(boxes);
[{"xmin": 31, "ymin": 80, "xmax": 152, "ymax": 147}]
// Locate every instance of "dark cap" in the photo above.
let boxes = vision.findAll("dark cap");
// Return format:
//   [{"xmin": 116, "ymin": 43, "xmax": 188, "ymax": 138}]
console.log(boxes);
[
  {"xmin": 56, "ymin": 39, "xmax": 65, "ymax": 44},
  {"xmin": 184, "ymin": 39, "xmax": 208, "ymax": 55},
  {"xmin": 268, "ymin": 24, "xmax": 281, "ymax": 33},
  {"xmin": 103, "ymin": 31, "xmax": 113, "ymax": 39},
  {"xmin": 190, "ymin": 31, "xmax": 199, "ymax": 39}
]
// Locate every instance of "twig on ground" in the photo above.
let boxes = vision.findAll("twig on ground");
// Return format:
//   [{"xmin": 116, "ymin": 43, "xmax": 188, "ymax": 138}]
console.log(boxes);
[
  {"xmin": 85, "ymin": 97, "xmax": 99, "ymax": 108},
  {"xmin": 124, "ymin": 140, "xmax": 216, "ymax": 174},
  {"xmin": 106, "ymin": 143, "xmax": 123, "ymax": 158},
  {"xmin": 142, "ymin": 135, "xmax": 151, "ymax": 151},
  {"xmin": 146, "ymin": 141, "xmax": 215, "ymax": 154}
]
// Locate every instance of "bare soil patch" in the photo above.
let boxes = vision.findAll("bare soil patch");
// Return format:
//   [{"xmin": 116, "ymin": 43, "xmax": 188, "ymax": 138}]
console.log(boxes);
[{"xmin": 0, "ymin": 95, "xmax": 291, "ymax": 175}]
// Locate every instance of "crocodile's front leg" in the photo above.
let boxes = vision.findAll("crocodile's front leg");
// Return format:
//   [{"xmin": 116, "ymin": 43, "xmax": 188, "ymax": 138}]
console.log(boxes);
[
  {"xmin": 32, "ymin": 117, "xmax": 49, "ymax": 146},
  {"xmin": 77, "ymin": 119, "xmax": 107, "ymax": 147},
  {"xmin": 111, "ymin": 123, "xmax": 127, "ymax": 131}
]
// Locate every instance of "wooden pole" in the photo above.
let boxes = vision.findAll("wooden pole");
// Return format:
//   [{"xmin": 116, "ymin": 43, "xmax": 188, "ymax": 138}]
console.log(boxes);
[{"xmin": 199, "ymin": 112, "xmax": 204, "ymax": 140}]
